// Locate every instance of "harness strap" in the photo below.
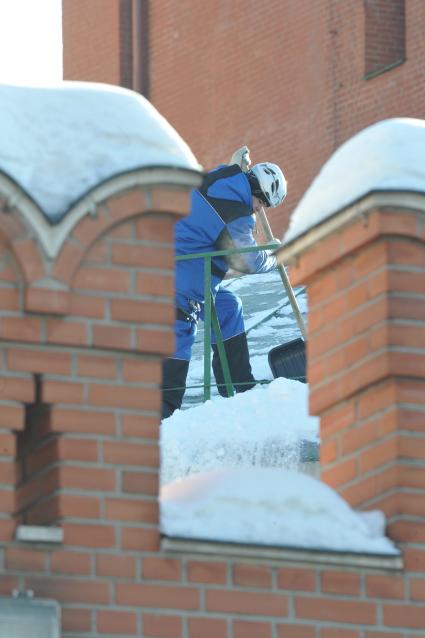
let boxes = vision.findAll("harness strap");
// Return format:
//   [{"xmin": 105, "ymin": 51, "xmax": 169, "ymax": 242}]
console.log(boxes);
[{"xmin": 176, "ymin": 300, "xmax": 201, "ymax": 324}]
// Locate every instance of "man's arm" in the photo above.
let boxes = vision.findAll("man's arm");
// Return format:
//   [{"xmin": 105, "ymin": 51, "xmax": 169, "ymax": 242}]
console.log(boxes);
[{"xmin": 216, "ymin": 215, "xmax": 277, "ymax": 274}]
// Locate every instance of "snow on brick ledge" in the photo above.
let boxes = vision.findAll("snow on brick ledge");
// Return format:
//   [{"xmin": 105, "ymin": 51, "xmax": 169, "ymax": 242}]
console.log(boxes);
[
  {"xmin": 161, "ymin": 467, "xmax": 399, "ymax": 556},
  {"xmin": 160, "ymin": 379, "xmax": 399, "ymax": 557},
  {"xmin": 0, "ymin": 82, "xmax": 200, "ymax": 222},
  {"xmin": 284, "ymin": 117, "xmax": 425, "ymax": 245}
]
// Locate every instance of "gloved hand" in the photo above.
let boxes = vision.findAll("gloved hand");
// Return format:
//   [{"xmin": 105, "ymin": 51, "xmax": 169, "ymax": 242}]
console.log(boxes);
[{"xmin": 229, "ymin": 145, "xmax": 251, "ymax": 172}]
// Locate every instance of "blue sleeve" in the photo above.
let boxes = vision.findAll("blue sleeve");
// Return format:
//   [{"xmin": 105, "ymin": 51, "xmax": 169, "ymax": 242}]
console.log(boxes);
[{"xmin": 226, "ymin": 215, "xmax": 277, "ymax": 274}]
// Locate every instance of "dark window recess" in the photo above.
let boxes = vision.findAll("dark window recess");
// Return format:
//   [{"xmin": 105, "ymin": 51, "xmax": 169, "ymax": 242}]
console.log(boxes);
[{"xmin": 364, "ymin": 0, "xmax": 405, "ymax": 78}]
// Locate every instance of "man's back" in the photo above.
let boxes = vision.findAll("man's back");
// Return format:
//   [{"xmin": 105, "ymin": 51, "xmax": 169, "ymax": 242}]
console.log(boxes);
[{"xmin": 174, "ymin": 165, "xmax": 253, "ymax": 303}]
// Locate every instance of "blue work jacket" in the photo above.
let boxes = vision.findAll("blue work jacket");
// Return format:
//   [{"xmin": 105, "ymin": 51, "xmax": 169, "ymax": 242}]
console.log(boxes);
[{"xmin": 175, "ymin": 164, "xmax": 276, "ymax": 312}]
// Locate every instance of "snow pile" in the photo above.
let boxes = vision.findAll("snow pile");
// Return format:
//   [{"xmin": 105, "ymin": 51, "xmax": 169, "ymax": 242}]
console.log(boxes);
[
  {"xmin": 160, "ymin": 272, "xmax": 398, "ymax": 555},
  {"xmin": 160, "ymin": 377, "xmax": 398, "ymax": 555},
  {"xmin": 161, "ymin": 377, "xmax": 318, "ymax": 484},
  {"xmin": 284, "ymin": 117, "xmax": 425, "ymax": 244},
  {"xmin": 0, "ymin": 82, "xmax": 200, "ymax": 221},
  {"xmin": 161, "ymin": 467, "xmax": 398, "ymax": 555}
]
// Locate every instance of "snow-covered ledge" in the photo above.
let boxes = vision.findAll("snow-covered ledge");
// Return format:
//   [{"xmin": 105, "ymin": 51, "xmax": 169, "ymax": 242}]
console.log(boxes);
[
  {"xmin": 160, "ymin": 465, "xmax": 401, "ymax": 565},
  {"xmin": 0, "ymin": 82, "xmax": 202, "ymax": 259},
  {"xmin": 270, "ymin": 117, "xmax": 425, "ymax": 559},
  {"xmin": 160, "ymin": 380, "xmax": 401, "ymax": 563},
  {"xmin": 278, "ymin": 117, "xmax": 425, "ymax": 254},
  {"xmin": 161, "ymin": 536, "xmax": 403, "ymax": 571},
  {"xmin": 276, "ymin": 189, "xmax": 425, "ymax": 266}
]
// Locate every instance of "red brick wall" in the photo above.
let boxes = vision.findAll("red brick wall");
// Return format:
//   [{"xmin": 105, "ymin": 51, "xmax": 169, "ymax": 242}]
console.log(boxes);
[
  {"xmin": 277, "ymin": 196, "xmax": 425, "ymax": 638},
  {"xmin": 0, "ymin": 175, "xmax": 195, "ymax": 635},
  {"xmin": 62, "ymin": 0, "xmax": 122, "ymax": 85},
  {"xmin": 63, "ymin": 0, "xmax": 425, "ymax": 237},
  {"xmin": 1, "ymin": 178, "xmax": 425, "ymax": 635},
  {"xmin": 287, "ymin": 207, "xmax": 425, "ymax": 520}
]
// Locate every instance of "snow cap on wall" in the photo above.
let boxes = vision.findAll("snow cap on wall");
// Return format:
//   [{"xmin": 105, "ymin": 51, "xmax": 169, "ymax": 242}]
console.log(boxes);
[
  {"xmin": 0, "ymin": 82, "xmax": 201, "ymax": 222},
  {"xmin": 284, "ymin": 118, "xmax": 425, "ymax": 244}
]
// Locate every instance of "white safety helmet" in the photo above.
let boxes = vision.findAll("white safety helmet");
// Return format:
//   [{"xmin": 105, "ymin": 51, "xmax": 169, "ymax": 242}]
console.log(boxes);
[{"xmin": 248, "ymin": 162, "xmax": 287, "ymax": 208}]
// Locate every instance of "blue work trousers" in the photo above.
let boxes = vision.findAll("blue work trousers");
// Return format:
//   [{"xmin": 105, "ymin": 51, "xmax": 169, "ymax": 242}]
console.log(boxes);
[{"xmin": 173, "ymin": 286, "xmax": 245, "ymax": 361}]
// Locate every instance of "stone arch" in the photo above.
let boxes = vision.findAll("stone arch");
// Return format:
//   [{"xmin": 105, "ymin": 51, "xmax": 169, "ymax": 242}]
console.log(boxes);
[
  {"xmin": 0, "ymin": 166, "xmax": 201, "ymax": 314},
  {"xmin": 51, "ymin": 166, "xmax": 198, "ymax": 289},
  {"xmin": 0, "ymin": 171, "xmax": 48, "ymax": 288}
]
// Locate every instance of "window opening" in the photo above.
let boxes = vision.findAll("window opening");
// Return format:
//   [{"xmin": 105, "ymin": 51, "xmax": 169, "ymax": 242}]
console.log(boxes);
[{"xmin": 364, "ymin": 0, "xmax": 405, "ymax": 78}]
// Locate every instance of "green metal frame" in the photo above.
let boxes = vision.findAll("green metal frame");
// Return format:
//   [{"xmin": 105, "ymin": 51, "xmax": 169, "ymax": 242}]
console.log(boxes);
[{"xmin": 176, "ymin": 243, "xmax": 277, "ymax": 401}]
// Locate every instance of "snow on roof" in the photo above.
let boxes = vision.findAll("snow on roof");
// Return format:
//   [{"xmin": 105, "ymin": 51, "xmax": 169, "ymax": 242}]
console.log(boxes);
[
  {"xmin": 0, "ymin": 82, "xmax": 201, "ymax": 223},
  {"xmin": 161, "ymin": 467, "xmax": 398, "ymax": 555},
  {"xmin": 161, "ymin": 377, "xmax": 318, "ymax": 485},
  {"xmin": 160, "ymin": 378, "xmax": 398, "ymax": 556},
  {"xmin": 284, "ymin": 117, "xmax": 425, "ymax": 245}
]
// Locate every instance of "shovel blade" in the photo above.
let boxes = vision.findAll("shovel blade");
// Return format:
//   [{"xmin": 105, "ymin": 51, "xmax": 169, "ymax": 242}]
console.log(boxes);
[{"xmin": 268, "ymin": 337, "xmax": 307, "ymax": 383}]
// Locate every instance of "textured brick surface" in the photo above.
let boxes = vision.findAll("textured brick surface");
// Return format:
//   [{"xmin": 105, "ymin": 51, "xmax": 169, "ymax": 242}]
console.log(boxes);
[
  {"xmin": 63, "ymin": 0, "xmax": 425, "ymax": 239},
  {"xmin": 2, "ymin": 17, "xmax": 425, "ymax": 632},
  {"xmin": 0, "ymin": 169, "xmax": 196, "ymax": 633}
]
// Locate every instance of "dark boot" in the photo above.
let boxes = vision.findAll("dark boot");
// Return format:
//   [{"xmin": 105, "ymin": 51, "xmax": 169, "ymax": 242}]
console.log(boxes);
[
  {"xmin": 212, "ymin": 332, "xmax": 256, "ymax": 397},
  {"xmin": 161, "ymin": 358, "xmax": 190, "ymax": 419}
]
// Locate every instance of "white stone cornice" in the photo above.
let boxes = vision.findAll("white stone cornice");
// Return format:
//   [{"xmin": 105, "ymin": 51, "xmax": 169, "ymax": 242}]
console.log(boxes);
[
  {"xmin": 276, "ymin": 190, "xmax": 425, "ymax": 265},
  {"xmin": 0, "ymin": 166, "xmax": 202, "ymax": 260}
]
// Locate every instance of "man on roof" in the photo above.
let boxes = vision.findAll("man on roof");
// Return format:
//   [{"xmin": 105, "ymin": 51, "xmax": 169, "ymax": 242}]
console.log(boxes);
[{"xmin": 162, "ymin": 146, "xmax": 287, "ymax": 419}]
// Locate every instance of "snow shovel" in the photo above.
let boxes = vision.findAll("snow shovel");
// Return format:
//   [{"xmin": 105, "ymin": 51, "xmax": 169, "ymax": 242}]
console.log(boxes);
[{"xmin": 257, "ymin": 206, "xmax": 307, "ymax": 383}]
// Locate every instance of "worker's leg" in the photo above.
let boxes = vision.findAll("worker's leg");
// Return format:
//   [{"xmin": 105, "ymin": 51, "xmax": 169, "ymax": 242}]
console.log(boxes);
[
  {"xmin": 211, "ymin": 287, "xmax": 256, "ymax": 397},
  {"xmin": 161, "ymin": 317, "xmax": 196, "ymax": 419}
]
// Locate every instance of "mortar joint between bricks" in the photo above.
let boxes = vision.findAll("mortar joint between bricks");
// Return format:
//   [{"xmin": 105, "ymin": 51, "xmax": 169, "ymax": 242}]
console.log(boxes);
[
  {"xmin": 314, "ymin": 568, "xmax": 321, "ymax": 593},
  {"xmin": 98, "ymin": 440, "xmax": 105, "ymax": 464},
  {"xmin": 198, "ymin": 586, "xmax": 206, "ymax": 612},
  {"xmin": 397, "ymin": 430, "xmax": 425, "ymax": 442},
  {"xmin": 84, "ymin": 320, "xmax": 93, "ymax": 348},
  {"xmin": 359, "ymin": 571, "xmax": 366, "ymax": 597},
  {"xmin": 114, "ymin": 525, "xmax": 121, "ymax": 551},
  {"xmin": 70, "ymin": 352, "xmax": 78, "ymax": 378},
  {"xmin": 135, "ymin": 554, "xmax": 142, "ymax": 581},
  {"xmin": 376, "ymin": 598, "xmax": 384, "ymax": 626},
  {"xmin": 129, "ymin": 269, "xmax": 136, "ymax": 295},
  {"xmin": 140, "ymin": 186, "xmax": 152, "ymax": 209},
  {"xmin": 105, "ymin": 298, "xmax": 111, "ymax": 321},
  {"xmin": 82, "ymin": 379, "xmax": 89, "ymax": 404},
  {"xmin": 90, "ymin": 607, "xmax": 96, "ymax": 633},
  {"xmin": 179, "ymin": 557, "xmax": 186, "ymax": 584},
  {"xmin": 115, "ymin": 413, "xmax": 122, "ymax": 438},
  {"xmin": 287, "ymin": 590, "xmax": 295, "ymax": 619},
  {"xmin": 130, "ymin": 327, "xmax": 137, "ymax": 350},
  {"xmin": 40, "ymin": 317, "xmax": 48, "ymax": 343},
  {"xmin": 136, "ymin": 608, "xmax": 143, "ymax": 637},
  {"xmin": 116, "ymin": 358, "xmax": 124, "ymax": 383}
]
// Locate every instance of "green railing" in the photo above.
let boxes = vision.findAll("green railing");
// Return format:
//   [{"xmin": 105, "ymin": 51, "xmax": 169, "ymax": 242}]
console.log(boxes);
[{"xmin": 176, "ymin": 242, "xmax": 278, "ymax": 401}]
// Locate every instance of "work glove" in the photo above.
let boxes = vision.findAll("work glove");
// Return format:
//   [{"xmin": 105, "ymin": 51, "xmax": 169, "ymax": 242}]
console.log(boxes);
[{"xmin": 229, "ymin": 145, "xmax": 251, "ymax": 172}]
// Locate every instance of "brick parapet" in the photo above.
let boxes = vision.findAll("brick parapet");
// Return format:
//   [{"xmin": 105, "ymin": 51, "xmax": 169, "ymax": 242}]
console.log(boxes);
[
  {"xmin": 1, "ymin": 549, "xmax": 424, "ymax": 637},
  {"xmin": 277, "ymin": 198, "xmax": 425, "ymax": 551},
  {"xmin": 0, "ymin": 175, "xmax": 194, "ymax": 354},
  {"xmin": 0, "ymin": 180, "xmax": 424, "ymax": 634},
  {"xmin": 0, "ymin": 170, "xmax": 199, "ymax": 635}
]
